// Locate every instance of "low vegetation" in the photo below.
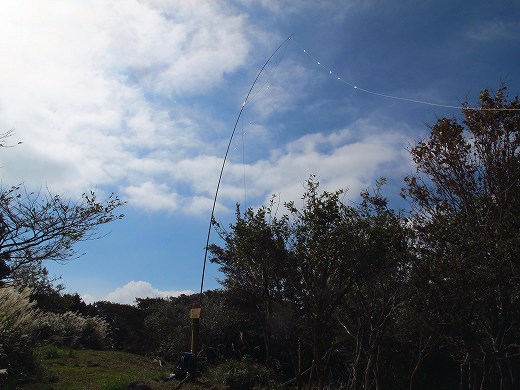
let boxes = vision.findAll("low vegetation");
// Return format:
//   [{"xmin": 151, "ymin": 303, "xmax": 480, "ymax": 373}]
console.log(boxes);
[
  {"xmin": 0, "ymin": 287, "xmax": 42, "ymax": 386},
  {"xmin": 28, "ymin": 346, "xmax": 179, "ymax": 390}
]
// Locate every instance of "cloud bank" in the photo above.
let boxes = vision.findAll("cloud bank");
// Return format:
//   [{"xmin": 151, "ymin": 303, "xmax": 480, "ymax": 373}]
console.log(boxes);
[{"xmin": 83, "ymin": 280, "xmax": 194, "ymax": 305}]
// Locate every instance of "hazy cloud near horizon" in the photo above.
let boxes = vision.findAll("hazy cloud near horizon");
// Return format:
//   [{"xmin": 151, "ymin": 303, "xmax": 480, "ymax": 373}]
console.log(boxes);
[{"xmin": 82, "ymin": 280, "xmax": 194, "ymax": 305}]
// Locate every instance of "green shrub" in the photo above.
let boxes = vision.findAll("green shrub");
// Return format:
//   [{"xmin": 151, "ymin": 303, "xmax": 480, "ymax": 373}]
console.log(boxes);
[
  {"xmin": 210, "ymin": 356, "xmax": 273, "ymax": 390},
  {"xmin": 37, "ymin": 345, "xmax": 74, "ymax": 360},
  {"xmin": 41, "ymin": 345, "xmax": 63, "ymax": 359},
  {"xmin": 0, "ymin": 286, "xmax": 42, "ymax": 386}
]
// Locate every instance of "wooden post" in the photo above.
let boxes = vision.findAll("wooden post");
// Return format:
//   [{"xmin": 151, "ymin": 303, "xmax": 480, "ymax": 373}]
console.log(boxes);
[{"xmin": 190, "ymin": 307, "xmax": 201, "ymax": 355}]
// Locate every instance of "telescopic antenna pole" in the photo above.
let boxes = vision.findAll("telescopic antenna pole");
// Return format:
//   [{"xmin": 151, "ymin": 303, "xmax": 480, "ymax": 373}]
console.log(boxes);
[
  {"xmin": 176, "ymin": 34, "xmax": 293, "ymax": 382},
  {"xmin": 190, "ymin": 34, "xmax": 294, "ymax": 358},
  {"xmin": 198, "ymin": 33, "xmax": 294, "ymax": 298}
]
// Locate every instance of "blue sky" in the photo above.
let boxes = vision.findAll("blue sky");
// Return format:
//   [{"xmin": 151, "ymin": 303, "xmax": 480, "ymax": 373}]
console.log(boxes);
[{"xmin": 1, "ymin": 1, "xmax": 519, "ymax": 304}]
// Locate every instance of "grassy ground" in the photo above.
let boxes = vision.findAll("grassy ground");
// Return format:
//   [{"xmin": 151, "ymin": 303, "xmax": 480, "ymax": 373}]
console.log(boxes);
[{"xmin": 21, "ymin": 346, "xmax": 217, "ymax": 390}]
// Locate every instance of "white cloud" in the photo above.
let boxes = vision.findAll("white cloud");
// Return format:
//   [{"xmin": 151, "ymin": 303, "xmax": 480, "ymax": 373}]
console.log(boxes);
[
  {"xmin": 0, "ymin": 0, "xmax": 250, "ymax": 198},
  {"xmin": 244, "ymin": 61, "xmax": 311, "ymax": 118},
  {"xmin": 196, "ymin": 118, "xmax": 411, "ymax": 211},
  {"xmin": 124, "ymin": 181, "xmax": 179, "ymax": 211},
  {"xmin": 128, "ymin": 0, "xmax": 250, "ymax": 94},
  {"xmin": 80, "ymin": 293, "xmax": 98, "ymax": 305},
  {"xmin": 104, "ymin": 280, "xmax": 193, "ymax": 305}
]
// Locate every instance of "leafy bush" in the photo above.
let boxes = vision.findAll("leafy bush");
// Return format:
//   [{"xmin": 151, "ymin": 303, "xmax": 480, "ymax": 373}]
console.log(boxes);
[
  {"xmin": 94, "ymin": 301, "xmax": 148, "ymax": 354},
  {"xmin": 210, "ymin": 356, "xmax": 273, "ymax": 390},
  {"xmin": 39, "ymin": 345, "xmax": 67, "ymax": 359},
  {"xmin": 0, "ymin": 286, "xmax": 42, "ymax": 386},
  {"xmin": 140, "ymin": 297, "xmax": 191, "ymax": 361},
  {"xmin": 38, "ymin": 310, "xmax": 110, "ymax": 349}
]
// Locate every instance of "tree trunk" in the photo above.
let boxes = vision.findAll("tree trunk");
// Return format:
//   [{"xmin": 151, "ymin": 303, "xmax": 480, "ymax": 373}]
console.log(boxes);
[
  {"xmin": 374, "ymin": 346, "xmax": 381, "ymax": 390},
  {"xmin": 409, "ymin": 364, "xmax": 420, "ymax": 390},
  {"xmin": 288, "ymin": 343, "xmax": 302, "ymax": 390},
  {"xmin": 364, "ymin": 352, "xmax": 375, "ymax": 390},
  {"xmin": 479, "ymin": 353, "xmax": 488, "ymax": 390},
  {"xmin": 308, "ymin": 323, "xmax": 317, "ymax": 390},
  {"xmin": 460, "ymin": 353, "xmax": 468, "ymax": 390},
  {"xmin": 261, "ymin": 262, "xmax": 273, "ymax": 365},
  {"xmin": 348, "ymin": 326, "xmax": 363, "ymax": 390},
  {"xmin": 498, "ymin": 357, "xmax": 513, "ymax": 390},
  {"xmin": 409, "ymin": 335, "xmax": 432, "ymax": 390},
  {"xmin": 468, "ymin": 359, "xmax": 476, "ymax": 390}
]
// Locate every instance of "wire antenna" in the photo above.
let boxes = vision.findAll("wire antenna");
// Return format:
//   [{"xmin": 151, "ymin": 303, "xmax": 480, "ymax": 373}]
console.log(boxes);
[
  {"xmin": 291, "ymin": 37, "xmax": 520, "ymax": 111},
  {"xmin": 199, "ymin": 34, "xmax": 294, "ymax": 296}
]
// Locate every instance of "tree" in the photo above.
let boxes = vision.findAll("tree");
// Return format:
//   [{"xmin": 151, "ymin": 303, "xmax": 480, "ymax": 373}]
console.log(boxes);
[
  {"xmin": 210, "ymin": 199, "xmax": 290, "ymax": 365},
  {"xmin": 402, "ymin": 86, "xmax": 520, "ymax": 389},
  {"xmin": 284, "ymin": 178, "xmax": 413, "ymax": 390},
  {"xmin": 210, "ymin": 177, "xmax": 412, "ymax": 389},
  {"xmin": 0, "ymin": 131, "xmax": 125, "ymax": 289},
  {"xmin": 0, "ymin": 185, "xmax": 124, "ymax": 288},
  {"xmin": 337, "ymin": 181, "xmax": 412, "ymax": 390},
  {"xmin": 210, "ymin": 179, "xmax": 358, "ymax": 388},
  {"xmin": 283, "ymin": 178, "xmax": 361, "ymax": 389}
]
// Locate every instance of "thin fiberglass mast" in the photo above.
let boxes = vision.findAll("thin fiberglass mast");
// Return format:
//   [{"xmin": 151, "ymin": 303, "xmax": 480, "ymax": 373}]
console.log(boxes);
[{"xmin": 198, "ymin": 34, "xmax": 294, "ymax": 296}]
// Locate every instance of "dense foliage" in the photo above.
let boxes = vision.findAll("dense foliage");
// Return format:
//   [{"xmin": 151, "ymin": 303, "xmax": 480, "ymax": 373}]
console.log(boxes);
[
  {"xmin": 402, "ymin": 86, "xmax": 520, "ymax": 390},
  {"xmin": 206, "ymin": 86, "xmax": 520, "ymax": 390},
  {"xmin": 209, "ymin": 177, "xmax": 414, "ymax": 389}
]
